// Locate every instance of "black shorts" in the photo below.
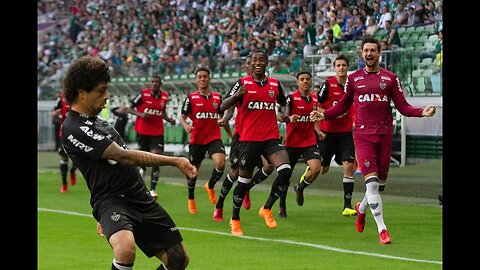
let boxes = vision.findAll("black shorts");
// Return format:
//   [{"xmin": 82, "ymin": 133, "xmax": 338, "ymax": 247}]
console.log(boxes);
[
  {"xmin": 58, "ymin": 143, "xmax": 70, "ymax": 159},
  {"xmin": 98, "ymin": 198, "xmax": 183, "ymax": 258},
  {"xmin": 317, "ymin": 131, "xmax": 355, "ymax": 166},
  {"xmin": 286, "ymin": 145, "xmax": 321, "ymax": 169},
  {"xmin": 137, "ymin": 134, "xmax": 165, "ymax": 152},
  {"xmin": 189, "ymin": 139, "xmax": 226, "ymax": 165},
  {"xmin": 238, "ymin": 139, "xmax": 285, "ymax": 171}
]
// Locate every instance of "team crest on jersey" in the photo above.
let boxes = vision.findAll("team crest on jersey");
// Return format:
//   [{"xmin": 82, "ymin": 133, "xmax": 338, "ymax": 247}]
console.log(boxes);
[
  {"xmin": 111, "ymin": 212, "xmax": 120, "ymax": 222},
  {"xmin": 364, "ymin": 161, "xmax": 370, "ymax": 167},
  {"xmin": 268, "ymin": 90, "xmax": 275, "ymax": 97},
  {"xmin": 379, "ymin": 82, "xmax": 386, "ymax": 90},
  {"xmin": 213, "ymin": 102, "xmax": 218, "ymax": 109},
  {"xmin": 160, "ymin": 101, "xmax": 165, "ymax": 107}
]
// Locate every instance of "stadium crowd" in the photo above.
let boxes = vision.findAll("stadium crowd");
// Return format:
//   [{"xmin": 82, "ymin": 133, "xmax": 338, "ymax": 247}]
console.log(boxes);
[{"xmin": 38, "ymin": 0, "xmax": 443, "ymax": 92}]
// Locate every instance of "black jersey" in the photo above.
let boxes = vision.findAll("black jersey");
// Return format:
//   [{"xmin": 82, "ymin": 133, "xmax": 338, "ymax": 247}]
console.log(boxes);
[{"xmin": 61, "ymin": 110, "xmax": 154, "ymax": 220}]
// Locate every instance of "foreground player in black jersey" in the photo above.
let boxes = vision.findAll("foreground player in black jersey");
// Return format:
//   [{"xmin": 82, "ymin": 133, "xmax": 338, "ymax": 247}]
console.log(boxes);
[{"xmin": 61, "ymin": 56, "xmax": 197, "ymax": 270}]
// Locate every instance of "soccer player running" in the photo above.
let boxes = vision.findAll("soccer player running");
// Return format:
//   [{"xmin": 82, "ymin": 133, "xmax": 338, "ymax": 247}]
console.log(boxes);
[
  {"xmin": 128, "ymin": 75, "xmax": 176, "ymax": 200},
  {"xmin": 310, "ymin": 37, "xmax": 436, "ymax": 244},
  {"xmin": 213, "ymin": 56, "xmax": 274, "ymax": 221},
  {"xmin": 221, "ymin": 50, "xmax": 292, "ymax": 236},
  {"xmin": 317, "ymin": 54, "xmax": 358, "ymax": 217},
  {"xmin": 52, "ymin": 91, "xmax": 77, "ymax": 193},
  {"xmin": 277, "ymin": 71, "xmax": 322, "ymax": 216},
  {"xmin": 61, "ymin": 56, "xmax": 196, "ymax": 270},
  {"xmin": 180, "ymin": 67, "xmax": 232, "ymax": 214}
]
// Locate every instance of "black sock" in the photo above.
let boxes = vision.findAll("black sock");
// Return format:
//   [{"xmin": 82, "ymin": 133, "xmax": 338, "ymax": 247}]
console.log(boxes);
[
  {"xmin": 208, "ymin": 167, "xmax": 224, "ymax": 189},
  {"xmin": 279, "ymin": 193, "xmax": 287, "ymax": 208},
  {"xmin": 343, "ymin": 176, "xmax": 355, "ymax": 208},
  {"xmin": 187, "ymin": 177, "xmax": 197, "ymax": 199},
  {"xmin": 232, "ymin": 181, "xmax": 249, "ymax": 220},
  {"xmin": 151, "ymin": 166, "xmax": 159, "ymax": 190},
  {"xmin": 60, "ymin": 162, "xmax": 68, "ymax": 184},
  {"xmin": 298, "ymin": 179, "xmax": 311, "ymax": 191},
  {"xmin": 264, "ymin": 165, "xmax": 291, "ymax": 209},
  {"xmin": 251, "ymin": 167, "xmax": 270, "ymax": 185},
  {"xmin": 216, "ymin": 174, "xmax": 236, "ymax": 209}
]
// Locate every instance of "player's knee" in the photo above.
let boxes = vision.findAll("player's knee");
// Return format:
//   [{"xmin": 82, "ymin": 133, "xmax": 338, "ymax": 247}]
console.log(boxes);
[
  {"xmin": 165, "ymin": 243, "xmax": 189, "ymax": 270},
  {"xmin": 320, "ymin": 166, "xmax": 329, "ymax": 174},
  {"xmin": 113, "ymin": 243, "xmax": 136, "ymax": 264}
]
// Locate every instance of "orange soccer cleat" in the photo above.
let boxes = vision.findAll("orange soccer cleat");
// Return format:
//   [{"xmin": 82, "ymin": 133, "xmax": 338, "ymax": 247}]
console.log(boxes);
[{"xmin": 258, "ymin": 207, "xmax": 278, "ymax": 229}]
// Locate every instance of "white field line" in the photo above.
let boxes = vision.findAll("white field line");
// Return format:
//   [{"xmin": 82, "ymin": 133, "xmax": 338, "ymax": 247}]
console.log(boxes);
[{"xmin": 38, "ymin": 208, "xmax": 441, "ymax": 265}]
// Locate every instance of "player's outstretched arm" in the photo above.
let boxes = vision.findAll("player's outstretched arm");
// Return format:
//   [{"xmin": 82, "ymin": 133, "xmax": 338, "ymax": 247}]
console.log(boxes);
[{"xmin": 101, "ymin": 141, "xmax": 197, "ymax": 179}]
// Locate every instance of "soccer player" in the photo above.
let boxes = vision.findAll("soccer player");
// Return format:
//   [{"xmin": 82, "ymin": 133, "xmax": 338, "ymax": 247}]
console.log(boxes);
[
  {"xmin": 310, "ymin": 37, "xmax": 437, "ymax": 244},
  {"xmin": 213, "ymin": 55, "xmax": 274, "ymax": 222},
  {"xmin": 317, "ymin": 54, "xmax": 357, "ymax": 217},
  {"xmin": 180, "ymin": 67, "xmax": 231, "ymax": 214},
  {"xmin": 61, "ymin": 56, "xmax": 196, "ymax": 270},
  {"xmin": 52, "ymin": 91, "xmax": 77, "ymax": 193},
  {"xmin": 128, "ymin": 75, "xmax": 176, "ymax": 200},
  {"xmin": 277, "ymin": 71, "xmax": 322, "ymax": 217},
  {"xmin": 221, "ymin": 50, "xmax": 292, "ymax": 236},
  {"xmin": 110, "ymin": 104, "xmax": 129, "ymax": 141}
]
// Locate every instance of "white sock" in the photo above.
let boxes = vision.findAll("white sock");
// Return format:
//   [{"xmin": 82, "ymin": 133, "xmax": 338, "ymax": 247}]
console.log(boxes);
[
  {"xmin": 359, "ymin": 195, "xmax": 368, "ymax": 214},
  {"xmin": 365, "ymin": 178, "xmax": 387, "ymax": 233}
]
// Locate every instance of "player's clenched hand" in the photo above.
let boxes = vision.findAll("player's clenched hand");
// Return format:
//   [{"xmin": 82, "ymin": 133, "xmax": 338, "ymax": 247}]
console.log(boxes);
[
  {"xmin": 309, "ymin": 111, "xmax": 324, "ymax": 122},
  {"xmin": 422, "ymin": 105, "xmax": 436, "ymax": 117},
  {"xmin": 176, "ymin": 157, "xmax": 198, "ymax": 179}
]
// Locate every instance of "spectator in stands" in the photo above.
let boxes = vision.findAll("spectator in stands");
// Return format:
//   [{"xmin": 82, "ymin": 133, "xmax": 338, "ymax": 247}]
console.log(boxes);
[
  {"xmin": 418, "ymin": 29, "xmax": 442, "ymax": 61},
  {"xmin": 364, "ymin": 17, "xmax": 378, "ymax": 37},
  {"xmin": 377, "ymin": 5, "xmax": 393, "ymax": 29},
  {"xmin": 406, "ymin": 6, "xmax": 416, "ymax": 27},
  {"xmin": 414, "ymin": 3, "xmax": 429, "ymax": 26},
  {"xmin": 128, "ymin": 75, "xmax": 176, "ymax": 200},
  {"xmin": 52, "ymin": 92, "xmax": 77, "ymax": 193},
  {"xmin": 180, "ymin": 68, "xmax": 232, "ymax": 215},
  {"xmin": 384, "ymin": 20, "xmax": 401, "ymax": 49},
  {"xmin": 310, "ymin": 37, "xmax": 437, "ymax": 245},
  {"xmin": 393, "ymin": 2, "xmax": 408, "ymax": 27},
  {"xmin": 61, "ymin": 56, "xmax": 195, "ymax": 270}
]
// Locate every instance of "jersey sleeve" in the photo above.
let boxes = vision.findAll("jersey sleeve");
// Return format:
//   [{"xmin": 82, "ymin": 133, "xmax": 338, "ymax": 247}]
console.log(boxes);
[
  {"xmin": 54, "ymin": 96, "xmax": 62, "ymax": 110},
  {"xmin": 317, "ymin": 81, "xmax": 329, "ymax": 104},
  {"xmin": 391, "ymin": 76, "xmax": 423, "ymax": 117},
  {"xmin": 181, "ymin": 95, "xmax": 191, "ymax": 116},
  {"xmin": 130, "ymin": 92, "xmax": 142, "ymax": 108},
  {"xmin": 225, "ymin": 79, "xmax": 242, "ymax": 99},
  {"xmin": 276, "ymin": 81, "xmax": 287, "ymax": 106}
]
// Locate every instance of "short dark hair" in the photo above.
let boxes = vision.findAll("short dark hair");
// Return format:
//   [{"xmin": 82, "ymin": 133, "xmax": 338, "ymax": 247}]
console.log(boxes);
[
  {"xmin": 296, "ymin": 70, "xmax": 312, "ymax": 79},
  {"xmin": 195, "ymin": 67, "xmax": 210, "ymax": 75},
  {"xmin": 361, "ymin": 36, "xmax": 381, "ymax": 51},
  {"xmin": 334, "ymin": 54, "xmax": 349, "ymax": 67},
  {"xmin": 62, "ymin": 56, "xmax": 111, "ymax": 104}
]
